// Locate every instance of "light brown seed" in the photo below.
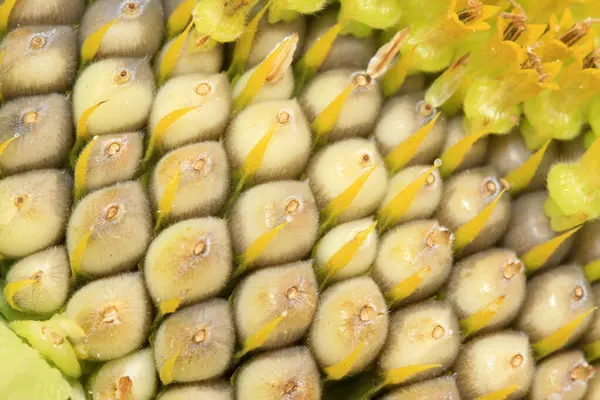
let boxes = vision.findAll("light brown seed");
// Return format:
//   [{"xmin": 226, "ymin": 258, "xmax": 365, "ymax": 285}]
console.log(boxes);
[
  {"xmin": 114, "ymin": 69, "xmax": 131, "ymax": 85},
  {"xmin": 418, "ymin": 101, "xmax": 434, "ymax": 117},
  {"xmin": 13, "ymin": 195, "xmax": 27, "ymax": 208},
  {"xmin": 115, "ymin": 376, "xmax": 133, "ymax": 400},
  {"xmin": 353, "ymin": 73, "xmax": 371, "ymax": 87},
  {"xmin": 102, "ymin": 306, "xmax": 120, "ymax": 325},
  {"xmin": 194, "ymin": 328, "xmax": 207, "ymax": 343},
  {"xmin": 122, "ymin": 1, "xmax": 140, "ymax": 15},
  {"xmin": 193, "ymin": 239, "xmax": 207, "ymax": 256},
  {"xmin": 573, "ymin": 285, "xmax": 585, "ymax": 300},
  {"xmin": 105, "ymin": 142, "xmax": 122, "ymax": 156},
  {"xmin": 511, "ymin": 353, "xmax": 524, "ymax": 368},
  {"xmin": 29, "ymin": 35, "xmax": 47, "ymax": 49},
  {"xmin": 23, "ymin": 110, "xmax": 39, "ymax": 124},
  {"xmin": 571, "ymin": 364, "xmax": 595, "ymax": 381},
  {"xmin": 105, "ymin": 205, "xmax": 120, "ymax": 221},
  {"xmin": 277, "ymin": 110, "xmax": 290, "ymax": 125},
  {"xmin": 484, "ymin": 179, "xmax": 498, "ymax": 196},
  {"xmin": 360, "ymin": 305, "xmax": 376, "ymax": 322},
  {"xmin": 286, "ymin": 286, "xmax": 299, "ymax": 300},
  {"xmin": 196, "ymin": 82, "xmax": 212, "ymax": 96},
  {"xmin": 285, "ymin": 199, "xmax": 299, "ymax": 214},
  {"xmin": 432, "ymin": 325, "xmax": 446, "ymax": 339},
  {"xmin": 426, "ymin": 173, "xmax": 437, "ymax": 185},
  {"xmin": 503, "ymin": 260, "xmax": 524, "ymax": 279},
  {"xmin": 425, "ymin": 227, "xmax": 452, "ymax": 248}
]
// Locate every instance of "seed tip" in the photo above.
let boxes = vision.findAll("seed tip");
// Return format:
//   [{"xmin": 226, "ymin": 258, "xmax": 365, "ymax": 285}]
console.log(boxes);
[{"xmin": 511, "ymin": 353, "xmax": 524, "ymax": 367}]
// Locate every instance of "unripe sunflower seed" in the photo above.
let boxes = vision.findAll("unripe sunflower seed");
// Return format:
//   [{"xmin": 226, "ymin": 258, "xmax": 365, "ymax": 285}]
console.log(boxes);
[{"xmin": 0, "ymin": 26, "xmax": 77, "ymax": 100}]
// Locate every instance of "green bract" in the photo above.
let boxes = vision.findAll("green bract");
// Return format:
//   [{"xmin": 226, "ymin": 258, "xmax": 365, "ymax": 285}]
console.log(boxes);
[
  {"xmin": 546, "ymin": 163, "xmax": 600, "ymax": 230},
  {"xmin": 588, "ymin": 93, "xmax": 600, "ymax": 137},
  {"xmin": 341, "ymin": 19, "xmax": 374, "ymax": 37},
  {"xmin": 402, "ymin": 24, "xmax": 456, "ymax": 73},
  {"xmin": 269, "ymin": 0, "xmax": 327, "ymax": 23},
  {"xmin": 522, "ymin": 91, "xmax": 586, "ymax": 149},
  {"xmin": 463, "ymin": 78, "xmax": 521, "ymax": 134},
  {"xmin": 192, "ymin": 0, "xmax": 257, "ymax": 43},
  {"xmin": 0, "ymin": 318, "xmax": 85, "ymax": 400},
  {"xmin": 339, "ymin": 0, "xmax": 402, "ymax": 30}
]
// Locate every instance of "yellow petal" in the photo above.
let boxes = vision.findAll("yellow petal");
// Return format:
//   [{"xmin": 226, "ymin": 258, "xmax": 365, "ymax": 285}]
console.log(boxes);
[
  {"xmin": 532, "ymin": 307, "xmax": 597, "ymax": 360},
  {"xmin": 76, "ymin": 100, "xmax": 109, "ymax": 141},
  {"xmin": 70, "ymin": 100, "xmax": 109, "ymax": 168},
  {"xmin": 295, "ymin": 22, "xmax": 343, "ymax": 92},
  {"xmin": 583, "ymin": 339, "xmax": 600, "ymax": 363},
  {"xmin": 385, "ymin": 113, "xmax": 441, "ymax": 174},
  {"xmin": 158, "ymin": 296, "xmax": 182, "ymax": 317},
  {"xmin": 238, "ymin": 221, "xmax": 290, "ymax": 272},
  {"xmin": 542, "ymin": 60, "xmax": 563, "ymax": 81},
  {"xmin": 70, "ymin": 228, "xmax": 94, "ymax": 279},
  {"xmin": 548, "ymin": 14, "xmax": 559, "ymax": 33},
  {"xmin": 0, "ymin": 48, "xmax": 5, "ymax": 102},
  {"xmin": 522, "ymin": 225, "xmax": 582, "ymax": 275},
  {"xmin": 518, "ymin": 23, "xmax": 548, "ymax": 47},
  {"xmin": 467, "ymin": 20, "xmax": 491, "ymax": 31},
  {"xmin": 319, "ymin": 221, "xmax": 377, "ymax": 288},
  {"xmin": 500, "ymin": 41, "xmax": 526, "ymax": 67},
  {"xmin": 142, "ymin": 106, "xmax": 199, "ymax": 166},
  {"xmin": 80, "ymin": 17, "xmax": 120, "ymax": 65},
  {"xmin": 158, "ymin": 22, "xmax": 194, "ymax": 85},
  {"xmin": 378, "ymin": 162, "xmax": 441, "ymax": 231},
  {"xmin": 584, "ymin": 260, "xmax": 600, "ymax": 284},
  {"xmin": 310, "ymin": 82, "xmax": 356, "ymax": 146},
  {"xmin": 227, "ymin": 1, "xmax": 271, "ymax": 80},
  {"xmin": 448, "ymin": 0, "xmax": 458, "ymax": 12},
  {"xmin": 237, "ymin": 311, "xmax": 287, "ymax": 358},
  {"xmin": 549, "ymin": 212, "xmax": 588, "ymax": 232},
  {"xmin": 572, "ymin": 69, "xmax": 600, "ymax": 102},
  {"xmin": 0, "ymin": 136, "xmax": 17, "ymax": 175},
  {"xmin": 159, "ymin": 346, "xmax": 182, "ymax": 385},
  {"xmin": 503, "ymin": 140, "xmax": 551, "ymax": 195},
  {"xmin": 166, "ymin": 0, "xmax": 195, "ymax": 38},
  {"xmin": 232, "ymin": 33, "xmax": 299, "ymax": 115},
  {"xmin": 385, "ymin": 266, "xmax": 431, "ymax": 306},
  {"xmin": 499, "ymin": 68, "xmax": 557, "ymax": 108},
  {"xmin": 440, "ymin": 129, "xmax": 490, "ymax": 178},
  {"xmin": 475, "ymin": 385, "xmax": 520, "ymax": 400},
  {"xmin": 154, "ymin": 164, "xmax": 182, "ymax": 234},
  {"xmin": 382, "ymin": 46, "xmax": 415, "ymax": 98},
  {"xmin": 3, "ymin": 279, "xmax": 38, "ymax": 312},
  {"xmin": 480, "ymin": 5, "xmax": 501, "ymax": 21},
  {"xmin": 382, "ymin": 364, "xmax": 442, "ymax": 386},
  {"xmin": 460, "ymin": 294, "xmax": 505, "ymax": 338},
  {"xmin": 366, "ymin": 28, "xmax": 409, "ymax": 80},
  {"xmin": 240, "ymin": 120, "xmax": 278, "ymax": 177},
  {"xmin": 453, "ymin": 189, "xmax": 506, "ymax": 255},
  {"xmin": 0, "ymin": 0, "xmax": 18, "ymax": 33},
  {"xmin": 580, "ymin": 134, "xmax": 600, "ymax": 173},
  {"xmin": 73, "ymin": 136, "xmax": 98, "ymax": 202},
  {"xmin": 321, "ymin": 165, "xmax": 376, "ymax": 231},
  {"xmin": 425, "ymin": 53, "xmax": 470, "ymax": 108},
  {"xmin": 559, "ymin": 8, "xmax": 574, "ymax": 29},
  {"xmin": 323, "ymin": 341, "xmax": 366, "ymax": 380}
]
